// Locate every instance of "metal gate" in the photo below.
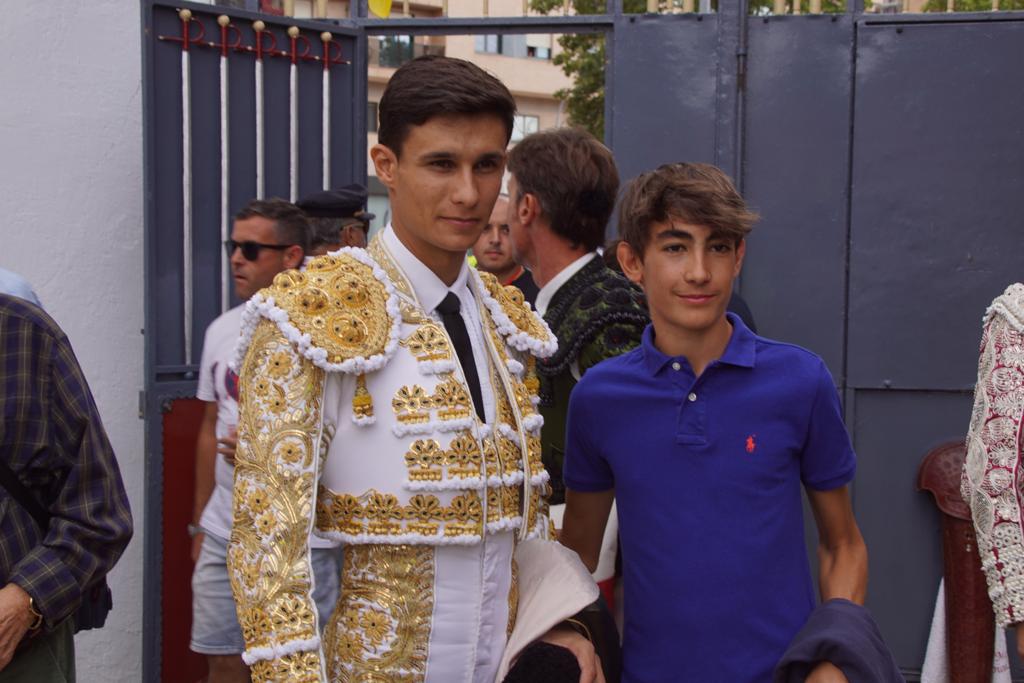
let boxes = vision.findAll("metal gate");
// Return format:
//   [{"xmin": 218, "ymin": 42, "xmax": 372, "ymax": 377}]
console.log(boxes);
[{"xmin": 143, "ymin": 0, "xmax": 1024, "ymax": 678}]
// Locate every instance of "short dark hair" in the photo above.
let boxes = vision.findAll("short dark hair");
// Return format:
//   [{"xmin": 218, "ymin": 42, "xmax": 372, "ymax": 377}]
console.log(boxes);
[
  {"xmin": 618, "ymin": 162, "xmax": 757, "ymax": 258},
  {"xmin": 378, "ymin": 56, "xmax": 516, "ymax": 157},
  {"xmin": 506, "ymin": 127, "xmax": 619, "ymax": 252},
  {"xmin": 308, "ymin": 217, "xmax": 342, "ymax": 251},
  {"xmin": 234, "ymin": 198, "xmax": 311, "ymax": 254}
]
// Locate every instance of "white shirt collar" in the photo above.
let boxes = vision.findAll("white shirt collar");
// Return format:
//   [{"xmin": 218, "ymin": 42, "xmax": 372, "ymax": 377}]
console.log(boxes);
[
  {"xmin": 382, "ymin": 224, "xmax": 470, "ymax": 313},
  {"xmin": 534, "ymin": 252, "xmax": 597, "ymax": 317}
]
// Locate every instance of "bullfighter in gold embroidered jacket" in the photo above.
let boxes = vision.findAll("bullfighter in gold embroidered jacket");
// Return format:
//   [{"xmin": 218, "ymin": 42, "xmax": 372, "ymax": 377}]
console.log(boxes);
[{"xmin": 226, "ymin": 233, "xmax": 601, "ymax": 682}]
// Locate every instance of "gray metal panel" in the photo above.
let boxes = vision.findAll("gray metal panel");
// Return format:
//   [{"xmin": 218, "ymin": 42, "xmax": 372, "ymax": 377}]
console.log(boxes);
[
  {"xmin": 146, "ymin": 2, "xmax": 361, "ymax": 375},
  {"xmin": 851, "ymin": 389, "xmax": 972, "ymax": 674},
  {"xmin": 741, "ymin": 16, "xmax": 854, "ymax": 378},
  {"xmin": 847, "ymin": 19, "xmax": 1024, "ymax": 391},
  {"xmin": 608, "ymin": 14, "xmax": 719, "ymax": 182}
]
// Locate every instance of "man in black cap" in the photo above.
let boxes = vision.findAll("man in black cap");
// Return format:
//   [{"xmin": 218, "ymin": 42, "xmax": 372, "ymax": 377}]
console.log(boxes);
[{"xmin": 298, "ymin": 183, "xmax": 375, "ymax": 253}]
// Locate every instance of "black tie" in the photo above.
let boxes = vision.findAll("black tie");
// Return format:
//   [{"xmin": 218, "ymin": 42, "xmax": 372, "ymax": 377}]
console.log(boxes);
[{"xmin": 436, "ymin": 292, "xmax": 486, "ymax": 423}]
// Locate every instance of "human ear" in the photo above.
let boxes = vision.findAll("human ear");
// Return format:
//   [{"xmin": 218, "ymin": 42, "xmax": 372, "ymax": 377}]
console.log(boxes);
[
  {"xmin": 284, "ymin": 245, "xmax": 304, "ymax": 270},
  {"xmin": 518, "ymin": 193, "xmax": 540, "ymax": 227},
  {"xmin": 370, "ymin": 144, "xmax": 398, "ymax": 186},
  {"xmin": 617, "ymin": 241, "xmax": 645, "ymax": 288},
  {"xmin": 733, "ymin": 238, "xmax": 746, "ymax": 277}
]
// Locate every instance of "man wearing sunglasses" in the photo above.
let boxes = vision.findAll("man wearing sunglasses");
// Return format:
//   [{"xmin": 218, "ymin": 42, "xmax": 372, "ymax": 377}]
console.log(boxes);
[{"xmin": 190, "ymin": 198, "xmax": 341, "ymax": 683}]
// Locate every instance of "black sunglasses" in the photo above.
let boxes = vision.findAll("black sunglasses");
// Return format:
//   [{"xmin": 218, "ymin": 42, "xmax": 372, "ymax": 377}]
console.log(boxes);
[{"xmin": 223, "ymin": 239, "xmax": 294, "ymax": 261}]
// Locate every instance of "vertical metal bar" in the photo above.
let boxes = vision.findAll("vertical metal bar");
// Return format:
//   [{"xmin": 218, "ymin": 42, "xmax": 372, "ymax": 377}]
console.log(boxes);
[
  {"xmin": 218, "ymin": 15, "xmax": 231, "ymax": 313},
  {"xmin": 793, "ymin": 0, "xmax": 801, "ymax": 14},
  {"xmin": 734, "ymin": 0, "xmax": 748, "ymax": 194},
  {"xmin": 647, "ymin": 0, "xmax": 658, "ymax": 13},
  {"xmin": 524, "ymin": 0, "xmax": 530, "ymax": 15},
  {"xmin": 566, "ymin": 0, "xmax": 573, "ymax": 15},
  {"xmin": 683, "ymin": 0, "xmax": 695, "ymax": 12},
  {"xmin": 443, "ymin": 0, "xmax": 449, "ymax": 16},
  {"xmin": 774, "ymin": 0, "xmax": 786, "ymax": 13},
  {"xmin": 483, "ymin": 0, "xmax": 490, "ymax": 16},
  {"xmin": 992, "ymin": 0, "xmax": 1000, "ymax": 9},
  {"xmin": 180, "ymin": 9, "xmax": 194, "ymax": 365},
  {"xmin": 254, "ymin": 21, "xmax": 266, "ymax": 199},
  {"xmin": 947, "ymin": 0, "xmax": 955, "ymax": 10},
  {"xmin": 810, "ymin": 0, "xmax": 821, "ymax": 12},
  {"xmin": 315, "ymin": 0, "xmax": 328, "ymax": 16},
  {"xmin": 288, "ymin": 26, "xmax": 300, "ymax": 202},
  {"xmin": 284, "ymin": 0, "xmax": 296, "ymax": 15},
  {"xmin": 841, "ymin": 16, "xmax": 859, "ymax": 414},
  {"xmin": 321, "ymin": 32, "xmax": 332, "ymax": 190}
]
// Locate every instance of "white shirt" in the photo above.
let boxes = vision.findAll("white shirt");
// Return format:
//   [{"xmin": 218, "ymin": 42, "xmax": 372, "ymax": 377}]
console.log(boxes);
[
  {"xmin": 533, "ymin": 251, "xmax": 597, "ymax": 317},
  {"xmin": 195, "ymin": 305, "xmax": 245, "ymax": 540},
  {"xmin": 383, "ymin": 226, "xmax": 496, "ymax": 424}
]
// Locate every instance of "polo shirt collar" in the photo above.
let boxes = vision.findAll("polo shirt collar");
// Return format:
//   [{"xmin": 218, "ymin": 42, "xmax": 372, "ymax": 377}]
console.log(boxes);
[{"xmin": 641, "ymin": 312, "xmax": 757, "ymax": 376}]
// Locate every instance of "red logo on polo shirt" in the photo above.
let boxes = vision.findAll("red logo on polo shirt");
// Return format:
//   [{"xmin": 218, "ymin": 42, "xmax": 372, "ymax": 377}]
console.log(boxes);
[{"xmin": 745, "ymin": 435, "xmax": 756, "ymax": 454}]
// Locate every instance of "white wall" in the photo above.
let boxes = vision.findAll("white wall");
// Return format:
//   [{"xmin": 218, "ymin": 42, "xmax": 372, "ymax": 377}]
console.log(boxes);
[{"xmin": 0, "ymin": 2, "xmax": 145, "ymax": 680}]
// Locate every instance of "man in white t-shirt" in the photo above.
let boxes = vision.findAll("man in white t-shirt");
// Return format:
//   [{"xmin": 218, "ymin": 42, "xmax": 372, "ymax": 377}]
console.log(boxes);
[{"xmin": 190, "ymin": 198, "xmax": 341, "ymax": 683}]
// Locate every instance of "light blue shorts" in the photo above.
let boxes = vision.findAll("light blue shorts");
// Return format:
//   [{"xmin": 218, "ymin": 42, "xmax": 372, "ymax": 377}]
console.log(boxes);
[{"xmin": 190, "ymin": 531, "xmax": 341, "ymax": 655}]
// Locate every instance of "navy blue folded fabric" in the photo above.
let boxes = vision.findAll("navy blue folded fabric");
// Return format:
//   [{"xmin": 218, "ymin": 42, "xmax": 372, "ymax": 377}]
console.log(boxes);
[{"xmin": 773, "ymin": 599, "xmax": 904, "ymax": 683}]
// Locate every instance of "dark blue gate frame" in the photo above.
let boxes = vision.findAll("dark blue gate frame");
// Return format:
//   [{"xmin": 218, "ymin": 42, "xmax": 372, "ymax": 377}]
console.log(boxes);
[{"xmin": 142, "ymin": 0, "xmax": 1024, "ymax": 678}]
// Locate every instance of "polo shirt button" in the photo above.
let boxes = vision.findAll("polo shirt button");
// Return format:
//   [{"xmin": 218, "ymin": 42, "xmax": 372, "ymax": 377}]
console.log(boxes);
[
  {"xmin": 688, "ymin": 392, "xmax": 697, "ymax": 402},
  {"xmin": 671, "ymin": 362, "xmax": 681, "ymax": 371}
]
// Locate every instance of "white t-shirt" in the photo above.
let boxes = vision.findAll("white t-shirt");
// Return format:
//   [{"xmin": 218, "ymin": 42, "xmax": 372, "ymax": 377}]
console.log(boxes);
[
  {"xmin": 196, "ymin": 305, "xmax": 333, "ymax": 548},
  {"xmin": 195, "ymin": 306, "xmax": 243, "ymax": 540}
]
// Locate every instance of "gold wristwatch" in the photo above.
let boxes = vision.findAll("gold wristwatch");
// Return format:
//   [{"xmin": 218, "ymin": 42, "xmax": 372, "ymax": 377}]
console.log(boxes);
[{"xmin": 26, "ymin": 596, "xmax": 43, "ymax": 631}]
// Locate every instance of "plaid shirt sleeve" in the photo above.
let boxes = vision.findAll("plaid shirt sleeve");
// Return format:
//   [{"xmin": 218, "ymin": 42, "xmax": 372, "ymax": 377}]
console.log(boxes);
[{"xmin": 0, "ymin": 295, "xmax": 133, "ymax": 627}]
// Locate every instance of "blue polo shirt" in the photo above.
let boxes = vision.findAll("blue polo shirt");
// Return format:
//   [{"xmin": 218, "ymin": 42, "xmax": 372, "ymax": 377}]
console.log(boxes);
[{"xmin": 564, "ymin": 314, "xmax": 856, "ymax": 683}]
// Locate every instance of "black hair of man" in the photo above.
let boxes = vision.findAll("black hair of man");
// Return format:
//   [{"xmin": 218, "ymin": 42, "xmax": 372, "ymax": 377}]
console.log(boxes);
[
  {"xmin": 377, "ymin": 55, "xmax": 517, "ymax": 158},
  {"xmin": 234, "ymin": 198, "xmax": 312, "ymax": 255}
]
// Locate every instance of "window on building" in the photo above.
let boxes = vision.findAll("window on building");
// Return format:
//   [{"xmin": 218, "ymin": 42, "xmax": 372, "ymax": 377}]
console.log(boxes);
[
  {"xmin": 474, "ymin": 34, "xmax": 550, "ymax": 59},
  {"xmin": 368, "ymin": 102, "xmax": 378, "ymax": 134},
  {"xmin": 526, "ymin": 34, "xmax": 553, "ymax": 60},
  {"xmin": 511, "ymin": 115, "xmax": 540, "ymax": 143}
]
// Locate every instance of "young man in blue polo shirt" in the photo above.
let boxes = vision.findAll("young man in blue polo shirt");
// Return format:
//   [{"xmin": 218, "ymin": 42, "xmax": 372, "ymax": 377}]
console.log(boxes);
[{"xmin": 559, "ymin": 162, "xmax": 868, "ymax": 683}]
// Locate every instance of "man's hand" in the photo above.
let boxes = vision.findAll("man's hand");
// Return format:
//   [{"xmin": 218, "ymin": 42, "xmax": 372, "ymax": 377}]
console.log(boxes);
[
  {"xmin": 217, "ymin": 427, "xmax": 238, "ymax": 466},
  {"xmin": 540, "ymin": 625, "xmax": 604, "ymax": 683},
  {"xmin": 0, "ymin": 584, "xmax": 36, "ymax": 671},
  {"xmin": 806, "ymin": 661, "xmax": 848, "ymax": 683}
]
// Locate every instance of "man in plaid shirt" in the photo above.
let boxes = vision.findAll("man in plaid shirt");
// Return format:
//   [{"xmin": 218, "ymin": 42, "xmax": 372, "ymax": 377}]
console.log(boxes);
[{"xmin": 0, "ymin": 293, "xmax": 133, "ymax": 680}]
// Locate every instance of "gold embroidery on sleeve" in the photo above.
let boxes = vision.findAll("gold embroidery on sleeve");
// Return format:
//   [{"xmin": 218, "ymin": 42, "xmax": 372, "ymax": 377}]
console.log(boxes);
[{"xmin": 229, "ymin": 319, "xmax": 326, "ymax": 680}]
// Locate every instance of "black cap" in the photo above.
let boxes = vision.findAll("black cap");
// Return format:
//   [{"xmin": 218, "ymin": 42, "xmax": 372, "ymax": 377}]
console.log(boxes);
[{"xmin": 298, "ymin": 184, "xmax": 374, "ymax": 220}]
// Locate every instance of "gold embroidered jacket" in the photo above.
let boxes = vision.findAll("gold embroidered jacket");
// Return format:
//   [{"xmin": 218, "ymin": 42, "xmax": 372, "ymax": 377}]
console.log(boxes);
[{"xmin": 226, "ymin": 238, "xmax": 557, "ymax": 681}]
